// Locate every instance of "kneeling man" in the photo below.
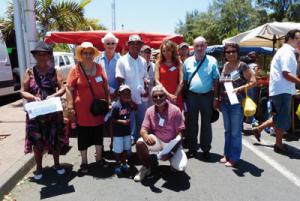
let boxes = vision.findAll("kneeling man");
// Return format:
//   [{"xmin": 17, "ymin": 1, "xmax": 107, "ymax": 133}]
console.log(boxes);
[{"xmin": 134, "ymin": 85, "xmax": 187, "ymax": 182}]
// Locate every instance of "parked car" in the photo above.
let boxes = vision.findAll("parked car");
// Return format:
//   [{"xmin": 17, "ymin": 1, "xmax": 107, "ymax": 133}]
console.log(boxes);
[
  {"xmin": 53, "ymin": 52, "xmax": 75, "ymax": 81},
  {"xmin": 0, "ymin": 31, "xmax": 19, "ymax": 96}
]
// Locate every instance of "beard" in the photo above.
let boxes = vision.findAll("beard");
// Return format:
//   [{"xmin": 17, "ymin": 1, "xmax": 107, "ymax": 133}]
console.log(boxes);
[{"xmin": 155, "ymin": 100, "xmax": 167, "ymax": 107}]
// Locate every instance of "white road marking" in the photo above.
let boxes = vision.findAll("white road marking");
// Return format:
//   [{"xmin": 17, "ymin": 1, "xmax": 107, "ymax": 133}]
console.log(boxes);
[{"xmin": 242, "ymin": 139, "xmax": 300, "ymax": 188}]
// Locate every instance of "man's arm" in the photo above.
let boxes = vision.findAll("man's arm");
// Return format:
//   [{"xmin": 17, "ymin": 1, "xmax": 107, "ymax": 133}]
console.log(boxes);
[
  {"xmin": 283, "ymin": 71, "xmax": 300, "ymax": 85},
  {"xmin": 140, "ymin": 127, "xmax": 156, "ymax": 145}
]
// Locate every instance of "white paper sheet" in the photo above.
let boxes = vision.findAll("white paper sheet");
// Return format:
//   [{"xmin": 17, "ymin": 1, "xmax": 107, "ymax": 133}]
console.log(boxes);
[
  {"xmin": 157, "ymin": 135, "xmax": 182, "ymax": 160},
  {"xmin": 24, "ymin": 97, "xmax": 63, "ymax": 119},
  {"xmin": 224, "ymin": 82, "xmax": 239, "ymax": 105}
]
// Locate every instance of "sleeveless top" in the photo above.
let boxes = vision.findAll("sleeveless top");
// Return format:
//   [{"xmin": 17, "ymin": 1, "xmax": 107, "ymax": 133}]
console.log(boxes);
[{"xmin": 219, "ymin": 62, "xmax": 249, "ymax": 104}]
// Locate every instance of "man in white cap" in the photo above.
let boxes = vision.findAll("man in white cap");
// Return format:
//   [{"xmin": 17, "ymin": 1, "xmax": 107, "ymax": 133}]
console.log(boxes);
[{"xmin": 116, "ymin": 34, "xmax": 148, "ymax": 142}]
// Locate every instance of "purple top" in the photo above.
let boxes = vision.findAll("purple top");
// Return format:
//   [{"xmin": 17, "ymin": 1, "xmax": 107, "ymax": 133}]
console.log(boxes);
[{"xmin": 142, "ymin": 101, "xmax": 185, "ymax": 143}]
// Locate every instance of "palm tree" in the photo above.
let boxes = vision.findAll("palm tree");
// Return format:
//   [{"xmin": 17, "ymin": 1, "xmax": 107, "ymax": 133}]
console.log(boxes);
[{"xmin": 0, "ymin": 0, "xmax": 105, "ymax": 41}]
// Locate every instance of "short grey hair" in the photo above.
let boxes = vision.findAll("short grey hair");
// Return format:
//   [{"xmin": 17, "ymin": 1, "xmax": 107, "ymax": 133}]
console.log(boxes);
[
  {"xmin": 193, "ymin": 36, "xmax": 206, "ymax": 44},
  {"xmin": 151, "ymin": 85, "xmax": 167, "ymax": 96},
  {"xmin": 101, "ymin": 32, "xmax": 119, "ymax": 44}
]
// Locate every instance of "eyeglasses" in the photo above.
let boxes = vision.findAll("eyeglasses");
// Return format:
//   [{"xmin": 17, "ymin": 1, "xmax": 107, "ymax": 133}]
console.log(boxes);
[
  {"xmin": 225, "ymin": 50, "xmax": 237, "ymax": 54},
  {"xmin": 143, "ymin": 51, "xmax": 151, "ymax": 54},
  {"xmin": 105, "ymin": 42, "xmax": 116, "ymax": 45},
  {"xmin": 82, "ymin": 51, "xmax": 94, "ymax": 56},
  {"xmin": 152, "ymin": 94, "xmax": 165, "ymax": 99}
]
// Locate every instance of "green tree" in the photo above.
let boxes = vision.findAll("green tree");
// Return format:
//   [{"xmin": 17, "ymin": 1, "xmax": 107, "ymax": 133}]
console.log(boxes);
[
  {"xmin": 255, "ymin": 0, "xmax": 300, "ymax": 21},
  {"xmin": 175, "ymin": 0, "xmax": 261, "ymax": 44},
  {"xmin": 0, "ymin": 0, "xmax": 106, "ymax": 41}
]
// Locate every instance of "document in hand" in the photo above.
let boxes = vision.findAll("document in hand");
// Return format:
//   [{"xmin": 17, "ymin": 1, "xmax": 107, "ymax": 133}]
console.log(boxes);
[
  {"xmin": 24, "ymin": 97, "xmax": 63, "ymax": 119},
  {"xmin": 157, "ymin": 135, "xmax": 182, "ymax": 160},
  {"xmin": 224, "ymin": 82, "xmax": 239, "ymax": 105}
]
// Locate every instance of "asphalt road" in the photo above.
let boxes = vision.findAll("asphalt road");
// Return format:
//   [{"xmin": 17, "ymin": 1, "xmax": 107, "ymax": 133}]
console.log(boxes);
[{"xmin": 7, "ymin": 117, "xmax": 300, "ymax": 201}]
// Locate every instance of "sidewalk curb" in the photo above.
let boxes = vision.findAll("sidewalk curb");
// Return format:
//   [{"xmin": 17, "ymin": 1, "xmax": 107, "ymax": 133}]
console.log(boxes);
[{"xmin": 0, "ymin": 154, "xmax": 35, "ymax": 199}]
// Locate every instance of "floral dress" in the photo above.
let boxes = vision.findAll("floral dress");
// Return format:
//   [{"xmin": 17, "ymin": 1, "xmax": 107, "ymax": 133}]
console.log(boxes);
[{"xmin": 24, "ymin": 66, "xmax": 65, "ymax": 153}]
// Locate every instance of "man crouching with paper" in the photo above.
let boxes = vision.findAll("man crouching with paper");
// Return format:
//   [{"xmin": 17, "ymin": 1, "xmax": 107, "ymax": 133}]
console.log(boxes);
[{"xmin": 134, "ymin": 85, "xmax": 187, "ymax": 182}]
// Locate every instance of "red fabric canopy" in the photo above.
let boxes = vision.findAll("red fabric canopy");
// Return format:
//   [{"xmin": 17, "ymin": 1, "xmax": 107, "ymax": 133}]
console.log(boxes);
[{"xmin": 45, "ymin": 30, "xmax": 183, "ymax": 51}]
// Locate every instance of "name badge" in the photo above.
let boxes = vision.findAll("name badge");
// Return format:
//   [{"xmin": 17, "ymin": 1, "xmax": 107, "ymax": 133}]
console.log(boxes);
[
  {"xmin": 95, "ymin": 76, "xmax": 103, "ymax": 83},
  {"xmin": 169, "ymin": 66, "xmax": 177, "ymax": 72},
  {"xmin": 159, "ymin": 117, "xmax": 165, "ymax": 127},
  {"xmin": 230, "ymin": 70, "xmax": 240, "ymax": 81}
]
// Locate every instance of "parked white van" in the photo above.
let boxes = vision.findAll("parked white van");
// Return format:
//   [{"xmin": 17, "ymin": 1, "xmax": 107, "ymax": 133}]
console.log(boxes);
[
  {"xmin": 53, "ymin": 52, "xmax": 75, "ymax": 81},
  {"xmin": 0, "ymin": 31, "xmax": 17, "ymax": 96}
]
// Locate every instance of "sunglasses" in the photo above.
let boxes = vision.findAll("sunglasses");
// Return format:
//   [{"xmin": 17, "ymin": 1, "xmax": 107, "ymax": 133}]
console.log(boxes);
[
  {"xmin": 105, "ymin": 42, "xmax": 116, "ymax": 45},
  {"xmin": 152, "ymin": 94, "xmax": 165, "ymax": 99},
  {"xmin": 225, "ymin": 50, "xmax": 237, "ymax": 54},
  {"xmin": 82, "ymin": 51, "xmax": 94, "ymax": 56}
]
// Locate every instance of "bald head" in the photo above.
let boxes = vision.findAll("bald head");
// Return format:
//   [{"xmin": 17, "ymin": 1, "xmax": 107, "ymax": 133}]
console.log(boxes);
[{"xmin": 193, "ymin": 36, "xmax": 207, "ymax": 59}]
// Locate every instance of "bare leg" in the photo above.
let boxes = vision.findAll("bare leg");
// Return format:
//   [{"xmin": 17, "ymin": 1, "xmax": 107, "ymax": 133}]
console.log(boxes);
[
  {"xmin": 275, "ymin": 127, "xmax": 284, "ymax": 147},
  {"xmin": 33, "ymin": 145, "xmax": 43, "ymax": 171},
  {"xmin": 80, "ymin": 149, "xmax": 88, "ymax": 164},
  {"xmin": 51, "ymin": 148, "xmax": 60, "ymax": 167},
  {"xmin": 257, "ymin": 118, "xmax": 274, "ymax": 133},
  {"xmin": 95, "ymin": 145, "xmax": 102, "ymax": 162},
  {"xmin": 136, "ymin": 141, "xmax": 151, "ymax": 168},
  {"xmin": 120, "ymin": 152, "xmax": 127, "ymax": 164}
]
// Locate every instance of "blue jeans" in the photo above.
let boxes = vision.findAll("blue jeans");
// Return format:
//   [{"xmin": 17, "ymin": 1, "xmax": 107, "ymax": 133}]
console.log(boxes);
[
  {"xmin": 130, "ymin": 101, "xmax": 148, "ymax": 140},
  {"xmin": 220, "ymin": 102, "xmax": 244, "ymax": 162}
]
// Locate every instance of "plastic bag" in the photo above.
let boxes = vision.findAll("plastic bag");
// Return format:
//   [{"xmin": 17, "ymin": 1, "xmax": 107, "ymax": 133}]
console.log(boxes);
[
  {"xmin": 296, "ymin": 103, "xmax": 300, "ymax": 120},
  {"xmin": 241, "ymin": 88, "xmax": 257, "ymax": 117}
]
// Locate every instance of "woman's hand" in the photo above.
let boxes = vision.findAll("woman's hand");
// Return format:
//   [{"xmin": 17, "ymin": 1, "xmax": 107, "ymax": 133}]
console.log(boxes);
[
  {"xmin": 168, "ymin": 93, "xmax": 177, "ymax": 104},
  {"xmin": 34, "ymin": 96, "xmax": 41, "ymax": 101}
]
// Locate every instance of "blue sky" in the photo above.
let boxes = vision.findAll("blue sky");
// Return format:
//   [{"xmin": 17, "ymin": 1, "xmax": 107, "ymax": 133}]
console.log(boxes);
[{"xmin": 0, "ymin": 0, "xmax": 213, "ymax": 34}]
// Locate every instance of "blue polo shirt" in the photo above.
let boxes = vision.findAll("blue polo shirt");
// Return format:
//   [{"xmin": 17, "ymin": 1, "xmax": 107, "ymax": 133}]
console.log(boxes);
[
  {"xmin": 95, "ymin": 52, "xmax": 120, "ymax": 91},
  {"xmin": 183, "ymin": 55, "xmax": 219, "ymax": 93}
]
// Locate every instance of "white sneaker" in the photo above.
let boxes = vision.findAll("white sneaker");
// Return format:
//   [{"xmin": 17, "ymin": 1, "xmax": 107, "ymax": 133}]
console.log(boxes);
[
  {"xmin": 33, "ymin": 170, "xmax": 43, "ymax": 180},
  {"xmin": 134, "ymin": 166, "xmax": 151, "ymax": 182},
  {"xmin": 55, "ymin": 166, "xmax": 66, "ymax": 175}
]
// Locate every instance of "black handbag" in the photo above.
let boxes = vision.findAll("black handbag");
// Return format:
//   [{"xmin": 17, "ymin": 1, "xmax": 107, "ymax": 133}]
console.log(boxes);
[{"xmin": 79, "ymin": 63, "xmax": 109, "ymax": 116}]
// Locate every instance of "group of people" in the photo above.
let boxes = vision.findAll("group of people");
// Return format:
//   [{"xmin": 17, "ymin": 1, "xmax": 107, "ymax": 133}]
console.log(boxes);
[{"xmin": 21, "ymin": 29, "xmax": 300, "ymax": 182}]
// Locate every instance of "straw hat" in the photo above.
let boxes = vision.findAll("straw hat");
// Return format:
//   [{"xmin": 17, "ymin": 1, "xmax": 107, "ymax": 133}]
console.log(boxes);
[{"xmin": 75, "ymin": 42, "xmax": 100, "ymax": 61}]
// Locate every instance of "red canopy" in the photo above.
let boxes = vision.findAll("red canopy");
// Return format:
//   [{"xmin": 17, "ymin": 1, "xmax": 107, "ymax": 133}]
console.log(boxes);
[{"xmin": 45, "ymin": 30, "xmax": 183, "ymax": 51}]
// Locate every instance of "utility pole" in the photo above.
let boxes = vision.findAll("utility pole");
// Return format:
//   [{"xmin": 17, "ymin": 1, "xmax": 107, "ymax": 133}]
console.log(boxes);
[
  {"xmin": 111, "ymin": 0, "xmax": 116, "ymax": 31},
  {"xmin": 13, "ymin": 0, "xmax": 26, "ymax": 83},
  {"xmin": 13, "ymin": 0, "xmax": 37, "ymax": 83}
]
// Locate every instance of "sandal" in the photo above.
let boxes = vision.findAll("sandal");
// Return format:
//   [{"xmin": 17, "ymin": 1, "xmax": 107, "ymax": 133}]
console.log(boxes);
[
  {"xmin": 219, "ymin": 156, "xmax": 228, "ymax": 163},
  {"xmin": 78, "ymin": 164, "xmax": 88, "ymax": 174},
  {"xmin": 252, "ymin": 127, "xmax": 261, "ymax": 142},
  {"xmin": 225, "ymin": 160, "xmax": 236, "ymax": 167}
]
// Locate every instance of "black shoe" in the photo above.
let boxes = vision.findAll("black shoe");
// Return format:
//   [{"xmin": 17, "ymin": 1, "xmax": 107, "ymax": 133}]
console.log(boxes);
[
  {"xmin": 97, "ymin": 159, "xmax": 109, "ymax": 168},
  {"xmin": 202, "ymin": 151, "xmax": 211, "ymax": 160},
  {"xmin": 252, "ymin": 127, "xmax": 261, "ymax": 142},
  {"xmin": 186, "ymin": 150, "xmax": 198, "ymax": 158},
  {"xmin": 274, "ymin": 144, "xmax": 288, "ymax": 154}
]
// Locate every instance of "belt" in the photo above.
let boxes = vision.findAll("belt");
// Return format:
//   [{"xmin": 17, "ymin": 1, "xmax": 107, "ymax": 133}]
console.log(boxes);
[{"xmin": 188, "ymin": 90, "xmax": 212, "ymax": 96}]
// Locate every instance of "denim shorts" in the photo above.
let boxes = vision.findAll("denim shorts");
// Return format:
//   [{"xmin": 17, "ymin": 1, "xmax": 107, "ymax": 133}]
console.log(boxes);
[
  {"xmin": 113, "ymin": 135, "xmax": 131, "ymax": 154},
  {"xmin": 270, "ymin": 93, "xmax": 292, "ymax": 130}
]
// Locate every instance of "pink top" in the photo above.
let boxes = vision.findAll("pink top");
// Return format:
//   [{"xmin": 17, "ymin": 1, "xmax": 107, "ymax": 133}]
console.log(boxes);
[{"xmin": 142, "ymin": 101, "xmax": 185, "ymax": 143}]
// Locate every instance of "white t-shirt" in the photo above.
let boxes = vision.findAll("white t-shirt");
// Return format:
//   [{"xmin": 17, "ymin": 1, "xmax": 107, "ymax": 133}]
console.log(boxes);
[
  {"xmin": 115, "ymin": 53, "xmax": 147, "ymax": 104},
  {"xmin": 142, "ymin": 61, "xmax": 155, "ymax": 102},
  {"xmin": 269, "ymin": 43, "xmax": 297, "ymax": 96}
]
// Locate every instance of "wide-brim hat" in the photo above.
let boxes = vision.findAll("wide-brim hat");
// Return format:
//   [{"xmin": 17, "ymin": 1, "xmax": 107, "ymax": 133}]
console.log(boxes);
[
  {"xmin": 75, "ymin": 42, "xmax": 100, "ymax": 62},
  {"xmin": 30, "ymin": 41, "xmax": 53, "ymax": 55}
]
